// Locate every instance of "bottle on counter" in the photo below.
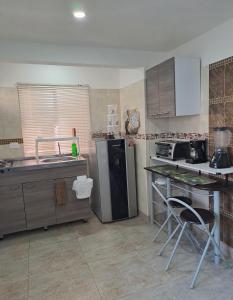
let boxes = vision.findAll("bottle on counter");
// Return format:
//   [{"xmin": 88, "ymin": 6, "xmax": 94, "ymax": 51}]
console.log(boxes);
[{"xmin": 71, "ymin": 128, "xmax": 79, "ymax": 157}]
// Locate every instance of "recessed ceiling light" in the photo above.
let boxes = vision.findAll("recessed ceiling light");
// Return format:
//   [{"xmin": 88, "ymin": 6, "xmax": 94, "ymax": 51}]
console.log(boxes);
[{"xmin": 73, "ymin": 11, "xmax": 86, "ymax": 19}]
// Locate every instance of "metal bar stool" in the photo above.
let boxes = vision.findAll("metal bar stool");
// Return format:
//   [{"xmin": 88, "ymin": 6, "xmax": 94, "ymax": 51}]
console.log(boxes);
[
  {"xmin": 152, "ymin": 183, "xmax": 198, "ymax": 255},
  {"xmin": 165, "ymin": 197, "xmax": 226, "ymax": 289}
]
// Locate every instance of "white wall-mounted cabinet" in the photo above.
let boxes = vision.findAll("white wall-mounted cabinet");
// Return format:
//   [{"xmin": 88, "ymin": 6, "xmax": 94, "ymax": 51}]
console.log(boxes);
[{"xmin": 146, "ymin": 57, "xmax": 200, "ymax": 118}]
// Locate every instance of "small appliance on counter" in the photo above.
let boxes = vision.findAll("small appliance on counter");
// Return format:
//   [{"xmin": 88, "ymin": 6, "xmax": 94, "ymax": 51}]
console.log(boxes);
[
  {"xmin": 186, "ymin": 139, "xmax": 208, "ymax": 164},
  {"xmin": 209, "ymin": 127, "xmax": 232, "ymax": 169},
  {"xmin": 155, "ymin": 140, "xmax": 190, "ymax": 160}
]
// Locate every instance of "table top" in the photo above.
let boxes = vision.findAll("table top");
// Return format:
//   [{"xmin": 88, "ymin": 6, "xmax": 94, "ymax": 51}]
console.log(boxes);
[
  {"xmin": 145, "ymin": 164, "xmax": 233, "ymax": 192},
  {"xmin": 150, "ymin": 156, "xmax": 233, "ymax": 176}
]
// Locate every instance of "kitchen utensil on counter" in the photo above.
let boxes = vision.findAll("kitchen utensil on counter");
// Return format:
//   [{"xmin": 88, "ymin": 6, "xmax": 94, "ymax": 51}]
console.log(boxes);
[
  {"xmin": 209, "ymin": 127, "xmax": 232, "ymax": 168},
  {"xmin": 186, "ymin": 140, "xmax": 208, "ymax": 164},
  {"xmin": 72, "ymin": 128, "xmax": 79, "ymax": 157},
  {"xmin": 155, "ymin": 140, "xmax": 190, "ymax": 161}
]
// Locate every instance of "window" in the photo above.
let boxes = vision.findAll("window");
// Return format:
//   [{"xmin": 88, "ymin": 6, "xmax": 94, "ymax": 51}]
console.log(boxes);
[{"xmin": 17, "ymin": 84, "xmax": 91, "ymax": 157}]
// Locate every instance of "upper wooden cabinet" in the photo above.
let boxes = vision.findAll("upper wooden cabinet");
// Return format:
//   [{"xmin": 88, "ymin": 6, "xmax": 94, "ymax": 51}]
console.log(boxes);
[{"xmin": 146, "ymin": 57, "xmax": 200, "ymax": 118}]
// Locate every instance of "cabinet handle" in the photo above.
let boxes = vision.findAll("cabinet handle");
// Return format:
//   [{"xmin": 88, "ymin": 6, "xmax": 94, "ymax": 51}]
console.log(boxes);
[
  {"xmin": 158, "ymin": 112, "xmax": 170, "ymax": 115},
  {"xmin": 149, "ymin": 112, "xmax": 170, "ymax": 116}
]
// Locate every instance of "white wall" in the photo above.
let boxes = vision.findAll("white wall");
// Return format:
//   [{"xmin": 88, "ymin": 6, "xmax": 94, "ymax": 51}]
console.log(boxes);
[
  {"xmin": 0, "ymin": 62, "xmax": 120, "ymax": 89},
  {"xmin": 169, "ymin": 17, "xmax": 233, "ymax": 66},
  {"xmin": 0, "ymin": 62, "xmax": 147, "ymax": 89},
  {"xmin": 0, "ymin": 40, "xmax": 164, "ymax": 69},
  {"xmin": 119, "ymin": 68, "xmax": 145, "ymax": 88}
]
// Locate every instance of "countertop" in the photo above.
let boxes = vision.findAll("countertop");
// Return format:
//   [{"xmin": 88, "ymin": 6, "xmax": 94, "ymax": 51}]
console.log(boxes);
[
  {"xmin": 150, "ymin": 156, "xmax": 233, "ymax": 176},
  {"xmin": 0, "ymin": 156, "xmax": 87, "ymax": 173},
  {"xmin": 145, "ymin": 164, "xmax": 233, "ymax": 193}
]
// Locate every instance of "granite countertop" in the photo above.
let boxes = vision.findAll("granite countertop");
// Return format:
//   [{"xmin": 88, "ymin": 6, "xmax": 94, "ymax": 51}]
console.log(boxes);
[
  {"xmin": 0, "ymin": 155, "xmax": 86, "ymax": 173},
  {"xmin": 145, "ymin": 164, "xmax": 233, "ymax": 192}
]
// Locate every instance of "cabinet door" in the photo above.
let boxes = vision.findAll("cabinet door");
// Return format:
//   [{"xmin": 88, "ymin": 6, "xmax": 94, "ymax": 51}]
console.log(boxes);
[
  {"xmin": 146, "ymin": 66, "xmax": 160, "ymax": 118},
  {"xmin": 55, "ymin": 177, "xmax": 90, "ymax": 224},
  {"xmin": 23, "ymin": 180, "xmax": 56, "ymax": 229},
  {"xmin": 158, "ymin": 58, "xmax": 176, "ymax": 117},
  {"xmin": 0, "ymin": 184, "xmax": 26, "ymax": 235}
]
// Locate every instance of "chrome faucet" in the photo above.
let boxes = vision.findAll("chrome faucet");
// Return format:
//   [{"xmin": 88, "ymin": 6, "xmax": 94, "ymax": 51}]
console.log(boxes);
[{"xmin": 58, "ymin": 142, "xmax": 62, "ymax": 156}]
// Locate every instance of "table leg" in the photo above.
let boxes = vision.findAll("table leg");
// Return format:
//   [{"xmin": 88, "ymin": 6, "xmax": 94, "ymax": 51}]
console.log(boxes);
[
  {"xmin": 213, "ymin": 191, "xmax": 220, "ymax": 265},
  {"xmin": 147, "ymin": 171, "xmax": 154, "ymax": 225},
  {"xmin": 166, "ymin": 178, "xmax": 172, "ymax": 236}
]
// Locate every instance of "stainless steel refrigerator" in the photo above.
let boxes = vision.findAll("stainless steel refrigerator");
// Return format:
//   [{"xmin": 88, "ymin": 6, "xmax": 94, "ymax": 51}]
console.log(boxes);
[{"xmin": 89, "ymin": 138, "xmax": 138, "ymax": 223}]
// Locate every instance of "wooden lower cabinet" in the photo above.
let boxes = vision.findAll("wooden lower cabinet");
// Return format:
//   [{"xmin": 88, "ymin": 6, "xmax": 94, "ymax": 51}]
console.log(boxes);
[
  {"xmin": 0, "ymin": 184, "xmax": 26, "ymax": 236},
  {"xmin": 23, "ymin": 180, "xmax": 56, "ymax": 230},
  {"xmin": 23, "ymin": 177, "xmax": 90, "ymax": 230},
  {"xmin": 56, "ymin": 177, "xmax": 90, "ymax": 224},
  {"xmin": 0, "ymin": 163, "xmax": 90, "ymax": 236}
]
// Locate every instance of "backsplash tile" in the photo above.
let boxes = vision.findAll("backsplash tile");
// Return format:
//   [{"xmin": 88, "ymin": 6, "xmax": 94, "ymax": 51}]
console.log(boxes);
[
  {"xmin": 209, "ymin": 65, "xmax": 225, "ymax": 99},
  {"xmin": 0, "ymin": 138, "xmax": 23, "ymax": 145},
  {"xmin": 92, "ymin": 132, "xmax": 208, "ymax": 141},
  {"xmin": 209, "ymin": 56, "xmax": 233, "ymax": 248}
]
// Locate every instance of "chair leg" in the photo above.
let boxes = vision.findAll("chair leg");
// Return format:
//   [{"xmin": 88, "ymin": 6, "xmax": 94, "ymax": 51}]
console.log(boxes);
[
  {"xmin": 208, "ymin": 226, "xmax": 227, "ymax": 263},
  {"xmin": 190, "ymin": 234, "xmax": 212, "ymax": 289},
  {"xmin": 165, "ymin": 222, "xmax": 187, "ymax": 271},
  {"xmin": 158, "ymin": 223, "xmax": 181, "ymax": 256},
  {"xmin": 184, "ymin": 224, "xmax": 202, "ymax": 252},
  {"xmin": 153, "ymin": 213, "xmax": 172, "ymax": 242}
]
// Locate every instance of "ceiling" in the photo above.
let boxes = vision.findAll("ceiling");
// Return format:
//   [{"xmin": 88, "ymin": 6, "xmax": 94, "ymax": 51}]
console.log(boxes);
[{"xmin": 0, "ymin": 0, "xmax": 233, "ymax": 51}]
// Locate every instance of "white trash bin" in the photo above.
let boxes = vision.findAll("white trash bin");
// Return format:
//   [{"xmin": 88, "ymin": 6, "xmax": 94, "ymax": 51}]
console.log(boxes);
[{"xmin": 72, "ymin": 175, "xmax": 93, "ymax": 199}]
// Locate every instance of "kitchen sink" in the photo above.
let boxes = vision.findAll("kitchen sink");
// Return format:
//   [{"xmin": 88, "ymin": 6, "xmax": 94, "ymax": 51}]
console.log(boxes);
[{"xmin": 40, "ymin": 156, "xmax": 76, "ymax": 163}]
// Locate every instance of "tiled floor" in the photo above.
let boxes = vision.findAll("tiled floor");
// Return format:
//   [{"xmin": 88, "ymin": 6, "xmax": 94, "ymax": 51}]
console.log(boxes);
[{"xmin": 0, "ymin": 214, "xmax": 233, "ymax": 300}]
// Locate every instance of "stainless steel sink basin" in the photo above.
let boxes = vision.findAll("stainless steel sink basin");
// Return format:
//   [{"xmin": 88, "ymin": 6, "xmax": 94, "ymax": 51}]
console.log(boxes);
[{"xmin": 40, "ymin": 156, "xmax": 76, "ymax": 163}]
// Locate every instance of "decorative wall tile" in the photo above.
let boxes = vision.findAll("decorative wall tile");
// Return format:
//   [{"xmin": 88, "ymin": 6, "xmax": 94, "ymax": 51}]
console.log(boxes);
[
  {"xmin": 209, "ymin": 55, "xmax": 233, "ymax": 248},
  {"xmin": 225, "ymin": 62, "xmax": 233, "ymax": 96},
  {"xmin": 0, "ymin": 138, "xmax": 23, "ymax": 145},
  {"xmin": 209, "ymin": 103, "xmax": 225, "ymax": 129},
  {"xmin": 209, "ymin": 66, "xmax": 225, "ymax": 99},
  {"xmin": 221, "ymin": 214, "xmax": 233, "ymax": 248},
  {"xmin": 92, "ymin": 132, "xmax": 209, "ymax": 141},
  {"xmin": 225, "ymin": 101, "xmax": 233, "ymax": 130}
]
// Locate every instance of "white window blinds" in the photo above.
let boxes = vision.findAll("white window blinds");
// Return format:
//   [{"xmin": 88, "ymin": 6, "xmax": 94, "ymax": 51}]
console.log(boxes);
[{"xmin": 17, "ymin": 84, "xmax": 91, "ymax": 157}]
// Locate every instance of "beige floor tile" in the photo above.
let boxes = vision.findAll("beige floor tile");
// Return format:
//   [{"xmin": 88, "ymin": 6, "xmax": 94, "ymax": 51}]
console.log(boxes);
[
  {"xmin": 1, "ymin": 215, "xmax": 232, "ymax": 300},
  {"xmin": 88, "ymin": 251, "xmax": 169, "ymax": 300},
  {"xmin": 0, "ymin": 257, "xmax": 28, "ymax": 283},
  {"xmin": 75, "ymin": 215, "xmax": 109, "ymax": 237},
  {"xmin": 29, "ymin": 222, "xmax": 81, "ymax": 248},
  {"xmin": 82, "ymin": 239, "xmax": 136, "ymax": 263},
  {"xmin": 29, "ymin": 239, "xmax": 86, "ymax": 276},
  {"xmin": 28, "ymin": 263, "xmax": 101, "ymax": 300},
  {"xmin": 79, "ymin": 226, "xmax": 137, "ymax": 263},
  {"xmin": 120, "ymin": 223, "xmax": 161, "ymax": 251},
  {"xmin": 0, "ymin": 278, "xmax": 28, "ymax": 300},
  {"xmin": 118, "ymin": 266, "xmax": 233, "ymax": 300},
  {"xmin": 79, "ymin": 228, "xmax": 124, "ymax": 252},
  {"xmin": 0, "ymin": 233, "xmax": 29, "ymax": 260},
  {"xmin": 120, "ymin": 268, "xmax": 233, "ymax": 300}
]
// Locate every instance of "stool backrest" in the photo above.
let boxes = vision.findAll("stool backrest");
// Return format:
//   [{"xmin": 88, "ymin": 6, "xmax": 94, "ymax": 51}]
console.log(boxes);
[
  {"xmin": 152, "ymin": 182, "xmax": 169, "ymax": 205},
  {"xmin": 152, "ymin": 183, "xmax": 182, "ymax": 225},
  {"xmin": 167, "ymin": 197, "xmax": 207, "ymax": 228}
]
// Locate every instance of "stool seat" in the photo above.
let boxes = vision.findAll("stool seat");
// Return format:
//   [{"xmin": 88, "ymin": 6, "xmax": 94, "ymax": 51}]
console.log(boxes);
[
  {"xmin": 169, "ymin": 196, "xmax": 192, "ymax": 208},
  {"xmin": 181, "ymin": 208, "xmax": 215, "ymax": 224}
]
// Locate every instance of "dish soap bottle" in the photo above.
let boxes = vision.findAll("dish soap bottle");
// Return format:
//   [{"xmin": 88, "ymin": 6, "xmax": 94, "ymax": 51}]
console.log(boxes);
[{"xmin": 71, "ymin": 128, "xmax": 79, "ymax": 157}]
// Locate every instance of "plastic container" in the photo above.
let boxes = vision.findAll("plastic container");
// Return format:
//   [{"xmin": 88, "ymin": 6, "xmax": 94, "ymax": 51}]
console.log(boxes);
[{"xmin": 72, "ymin": 176, "xmax": 93, "ymax": 199}]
